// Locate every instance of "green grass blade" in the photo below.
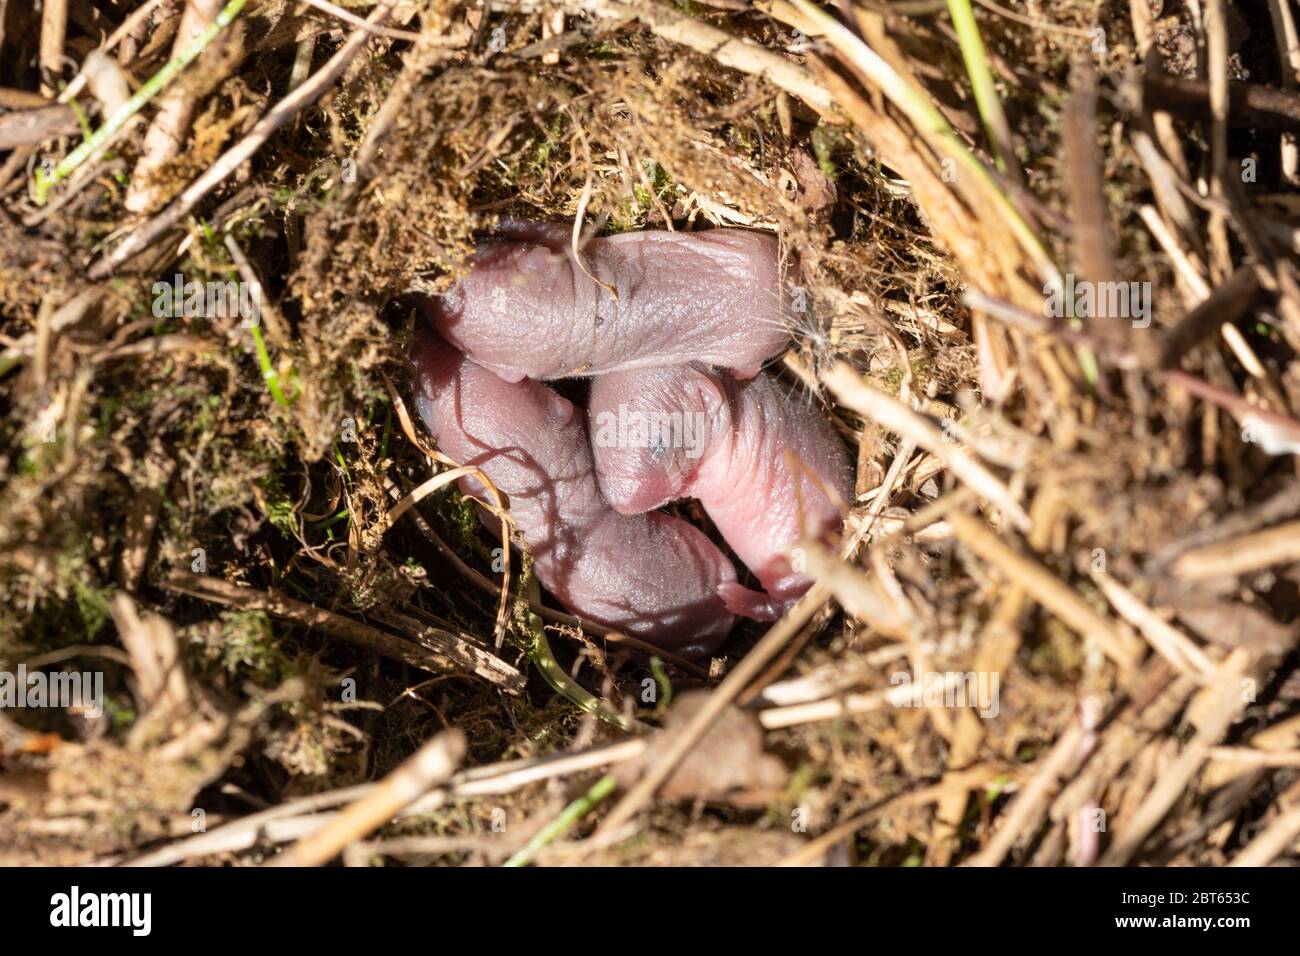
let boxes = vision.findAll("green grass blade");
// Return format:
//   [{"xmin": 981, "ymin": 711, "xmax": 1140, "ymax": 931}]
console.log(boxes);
[
  {"xmin": 524, "ymin": 618, "xmax": 649, "ymax": 734},
  {"xmin": 34, "ymin": 0, "xmax": 250, "ymax": 204},
  {"xmin": 502, "ymin": 774, "xmax": 618, "ymax": 867},
  {"xmin": 945, "ymin": 0, "xmax": 1014, "ymax": 174},
  {"xmin": 790, "ymin": 0, "xmax": 1055, "ymax": 282}
]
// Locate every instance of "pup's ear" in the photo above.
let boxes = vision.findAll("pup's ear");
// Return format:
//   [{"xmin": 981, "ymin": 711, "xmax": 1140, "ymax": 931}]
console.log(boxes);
[{"xmin": 687, "ymin": 363, "xmax": 729, "ymax": 411}]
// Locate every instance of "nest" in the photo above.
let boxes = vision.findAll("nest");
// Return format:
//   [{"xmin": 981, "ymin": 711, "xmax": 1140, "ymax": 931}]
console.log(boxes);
[{"xmin": 1, "ymin": 0, "xmax": 1298, "ymax": 867}]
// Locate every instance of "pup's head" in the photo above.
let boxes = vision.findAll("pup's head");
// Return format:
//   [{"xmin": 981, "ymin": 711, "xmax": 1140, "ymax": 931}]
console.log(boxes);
[{"xmin": 587, "ymin": 365, "xmax": 728, "ymax": 513}]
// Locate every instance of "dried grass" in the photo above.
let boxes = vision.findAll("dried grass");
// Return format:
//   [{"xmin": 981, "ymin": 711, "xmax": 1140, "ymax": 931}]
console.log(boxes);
[{"xmin": 1, "ymin": 0, "xmax": 1298, "ymax": 867}]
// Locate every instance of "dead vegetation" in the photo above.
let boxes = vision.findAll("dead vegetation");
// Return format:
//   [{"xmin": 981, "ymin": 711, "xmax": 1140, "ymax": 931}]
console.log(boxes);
[{"xmin": 1, "ymin": 0, "xmax": 1300, "ymax": 867}]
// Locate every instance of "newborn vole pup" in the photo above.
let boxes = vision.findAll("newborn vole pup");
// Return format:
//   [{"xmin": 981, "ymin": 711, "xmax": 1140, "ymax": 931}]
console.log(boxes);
[
  {"xmin": 411, "ymin": 332, "xmax": 737, "ymax": 656},
  {"xmin": 589, "ymin": 364, "xmax": 853, "ymax": 621},
  {"xmin": 425, "ymin": 225, "xmax": 790, "ymax": 382}
]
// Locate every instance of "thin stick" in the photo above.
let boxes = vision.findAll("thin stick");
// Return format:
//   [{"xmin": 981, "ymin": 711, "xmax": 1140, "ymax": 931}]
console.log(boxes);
[
  {"xmin": 963, "ymin": 715, "xmax": 1088, "ymax": 866},
  {"xmin": 267, "ymin": 730, "xmax": 465, "ymax": 866},
  {"xmin": 948, "ymin": 511, "xmax": 1142, "ymax": 672},
  {"xmin": 1227, "ymin": 805, "xmax": 1300, "ymax": 866},
  {"xmin": 160, "ymin": 571, "xmax": 524, "ymax": 691},
  {"xmin": 757, "ymin": 671, "xmax": 971, "ymax": 729},
  {"xmin": 122, "ymin": 738, "xmax": 647, "ymax": 866},
  {"xmin": 288, "ymin": 37, "xmax": 318, "ymax": 93},
  {"xmin": 1171, "ymin": 519, "xmax": 1300, "ymax": 580},
  {"xmin": 797, "ymin": 544, "xmax": 909, "ymax": 638},
  {"xmin": 590, "ymin": 583, "xmax": 830, "ymax": 842},
  {"xmin": 779, "ymin": 766, "xmax": 1002, "ymax": 866},
  {"xmin": 824, "ymin": 362, "xmax": 1031, "ymax": 532},
  {"xmin": 36, "ymin": 0, "xmax": 250, "ymax": 204},
  {"xmin": 1098, "ymin": 649, "xmax": 1250, "ymax": 866},
  {"xmin": 971, "ymin": 0, "xmax": 1093, "ymax": 37},
  {"xmin": 1090, "ymin": 571, "xmax": 1215, "ymax": 681},
  {"xmin": 1205, "ymin": 0, "xmax": 1233, "ymax": 279},
  {"xmin": 588, "ymin": 0, "xmax": 833, "ymax": 113},
  {"xmin": 126, "ymin": 0, "xmax": 230, "ymax": 214},
  {"xmin": 789, "ymin": 0, "xmax": 1055, "ymax": 282},
  {"xmin": 382, "ymin": 372, "xmax": 511, "ymax": 648},
  {"xmin": 298, "ymin": 0, "xmax": 423, "ymax": 41},
  {"xmin": 1209, "ymin": 747, "xmax": 1300, "ymax": 769},
  {"xmin": 87, "ymin": 5, "xmax": 390, "ymax": 277},
  {"xmin": 39, "ymin": 0, "xmax": 68, "ymax": 96},
  {"xmin": 1265, "ymin": 0, "xmax": 1300, "ymax": 180}
]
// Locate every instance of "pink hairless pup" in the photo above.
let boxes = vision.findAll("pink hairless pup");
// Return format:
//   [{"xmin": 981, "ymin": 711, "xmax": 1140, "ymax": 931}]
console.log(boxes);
[
  {"xmin": 425, "ymin": 222, "xmax": 791, "ymax": 382},
  {"xmin": 410, "ymin": 331, "xmax": 737, "ymax": 656},
  {"xmin": 589, "ymin": 364, "xmax": 853, "ymax": 621}
]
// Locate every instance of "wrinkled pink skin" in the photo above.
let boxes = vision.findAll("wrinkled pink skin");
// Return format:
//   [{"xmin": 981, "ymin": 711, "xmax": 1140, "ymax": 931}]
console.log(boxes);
[
  {"xmin": 589, "ymin": 365, "xmax": 853, "ymax": 621},
  {"xmin": 426, "ymin": 223, "xmax": 790, "ymax": 382},
  {"xmin": 411, "ymin": 332, "xmax": 737, "ymax": 656}
]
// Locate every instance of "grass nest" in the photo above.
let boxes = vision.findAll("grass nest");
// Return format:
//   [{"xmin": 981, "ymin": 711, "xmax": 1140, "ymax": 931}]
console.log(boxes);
[{"xmin": 1, "ymin": 0, "xmax": 1299, "ymax": 867}]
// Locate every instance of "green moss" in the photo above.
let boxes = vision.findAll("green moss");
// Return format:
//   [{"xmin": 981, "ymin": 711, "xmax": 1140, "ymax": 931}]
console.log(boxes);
[
  {"xmin": 611, "ymin": 160, "xmax": 676, "ymax": 233},
  {"xmin": 94, "ymin": 396, "xmax": 122, "ymax": 441},
  {"xmin": 811, "ymin": 124, "xmax": 844, "ymax": 181},
  {"xmin": 502, "ymin": 115, "xmax": 568, "ymax": 188},
  {"xmin": 257, "ymin": 474, "xmax": 300, "ymax": 539},
  {"xmin": 215, "ymin": 609, "xmax": 290, "ymax": 682},
  {"xmin": 441, "ymin": 488, "xmax": 484, "ymax": 555},
  {"xmin": 880, "ymin": 356, "xmax": 935, "ymax": 397},
  {"xmin": 4, "ymin": 550, "xmax": 117, "ymax": 655},
  {"xmin": 104, "ymin": 696, "xmax": 138, "ymax": 731},
  {"xmin": 62, "ymin": 552, "xmax": 113, "ymax": 641}
]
